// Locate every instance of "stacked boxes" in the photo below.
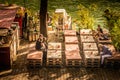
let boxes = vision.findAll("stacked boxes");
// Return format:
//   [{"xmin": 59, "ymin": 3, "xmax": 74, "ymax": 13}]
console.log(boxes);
[
  {"xmin": 47, "ymin": 42, "xmax": 62, "ymax": 66},
  {"xmin": 80, "ymin": 29, "xmax": 100, "ymax": 67},
  {"xmin": 64, "ymin": 30, "xmax": 82, "ymax": 67}
]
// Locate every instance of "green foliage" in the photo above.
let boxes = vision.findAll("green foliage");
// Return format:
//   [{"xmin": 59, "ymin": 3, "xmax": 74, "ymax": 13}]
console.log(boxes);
[
  {"xmin": 110, "ymin": 25, "xmax": 120, "ymax": 50},
  {"xmin": 76, "ymin": 4, "xmax": 94, "ymax": 29},
  {"xmin": 104, "ymin": 9, "xmax": 120, "ymax": 50}
]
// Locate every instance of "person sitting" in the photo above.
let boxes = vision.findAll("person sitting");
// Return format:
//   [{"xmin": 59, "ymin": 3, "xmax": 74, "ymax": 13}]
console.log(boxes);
[
  {"xmin": 97, "ymin": 24, "xmax": 103, "ymax": 34},
  {"xmin": 97, "ymin": 25, "xmax": 109, "ymax": 40},
  {"xmin": 98, "ymin": 44, "xmax": 112, "ymax": 65},
  {"xmin": 35, "ymin": 34, "xmax": 44, "ymax": 50}
]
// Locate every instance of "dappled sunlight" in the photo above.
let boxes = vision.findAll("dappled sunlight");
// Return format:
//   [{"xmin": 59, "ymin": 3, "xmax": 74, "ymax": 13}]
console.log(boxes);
[{"xmin": 17, "ymin": 51, "xmax": 28, "ymax": 57}]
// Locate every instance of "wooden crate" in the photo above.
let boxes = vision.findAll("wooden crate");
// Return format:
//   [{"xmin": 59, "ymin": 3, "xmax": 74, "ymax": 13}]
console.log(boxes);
[
  {"xmin": 80, "ymin": 35, "xmax": 95, "ymax": 43},
  {"xmin": 27, "ymin": 50, "xmax": 43, "ymax": 68},
  {"xmin": 65, "ymin": 36, "xmax": 78, "ymax": 44},
  {"xmin": 65, "ymin": 50, "xmax": 82, "ymax": 67},
  {"xmin": 64, "ymin": 30, "xmax": 76, "ymax": 36},
  {"xmin": 47, "ymin": 50, "xmax": 62, "ymax": 66},
  {"xmin": 84, "ymin": 51, "xmax": 100, "ymax": 67},
  {"xmin": 83, "ymin": 42, "xmax": 98, "ymax": 51}
]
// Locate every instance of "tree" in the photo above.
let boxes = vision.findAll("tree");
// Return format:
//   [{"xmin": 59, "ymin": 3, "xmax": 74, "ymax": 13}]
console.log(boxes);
[{"xmin": 40, "ymin": 0, "xmax": 48, "ymax": 37}]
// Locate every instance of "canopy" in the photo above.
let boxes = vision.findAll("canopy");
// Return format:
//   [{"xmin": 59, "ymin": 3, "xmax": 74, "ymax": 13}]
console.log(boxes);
[{"xmin": 0, "ymin": 8, "xmax": 17, "ymax": 29}]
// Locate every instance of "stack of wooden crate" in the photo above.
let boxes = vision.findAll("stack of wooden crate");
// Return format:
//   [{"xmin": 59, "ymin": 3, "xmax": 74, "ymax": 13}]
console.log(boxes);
[
  {"xmin": 47, "ymin": 42, "xmax": 62, "ymax": 67},
  {"xmin": 84, "ymin": 51, "xmax": 100, "ymax": 67},
  {"xmin": 64, "ymin": 30, "xmax": 82, "ymax": 67},
  {"xmin": 27, "ymin": 50, "xmax": 43, "ymax": 69},
  {"xmin": 80, "ymin": 29, "xmax": 100, "ymax": 67}
]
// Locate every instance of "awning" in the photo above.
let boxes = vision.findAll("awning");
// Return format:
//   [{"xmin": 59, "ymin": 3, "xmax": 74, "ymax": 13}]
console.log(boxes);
[{"xmin": 0, "ymin": 8, "xmax": 17, "ymax": 29}]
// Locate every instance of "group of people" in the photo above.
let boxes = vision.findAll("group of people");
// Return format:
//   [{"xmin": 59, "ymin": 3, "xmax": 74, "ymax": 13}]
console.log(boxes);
[
  {"xmin": 96, "ymin": 25, "xmax": 113, "ymax": 66},
  {"xmin": 35, "ymin": 26, "xmax": 113, "ymax": 67},
  {"xmin": 35, "ymin": 34, "xmax": 47, "ymax": 51}
]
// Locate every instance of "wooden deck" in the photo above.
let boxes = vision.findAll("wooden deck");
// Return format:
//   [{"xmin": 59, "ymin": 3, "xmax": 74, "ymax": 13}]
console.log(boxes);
[{"xmin": 0, "ymin": 39, "xmax": 120, "ymax": 80}]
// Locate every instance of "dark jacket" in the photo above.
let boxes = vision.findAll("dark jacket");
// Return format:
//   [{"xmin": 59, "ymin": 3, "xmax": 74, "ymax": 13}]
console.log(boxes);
[
  {"xmin": 35, "ymin": 40, "xmax": 42, "ymax": 50},
  {"xmin": 102, "ymin": 46, "xmax": 112, "ymax": 55}
]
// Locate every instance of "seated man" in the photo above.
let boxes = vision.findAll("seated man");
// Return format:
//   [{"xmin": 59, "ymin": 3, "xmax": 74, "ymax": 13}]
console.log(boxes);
[{"xmin": 98, "ymin": 44, "xmax": 112, "ymax": 65}]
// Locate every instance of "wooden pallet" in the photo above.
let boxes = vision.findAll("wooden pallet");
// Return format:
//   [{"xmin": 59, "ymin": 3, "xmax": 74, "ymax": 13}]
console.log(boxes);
[
  {"xmin": 47, "ymin": 58, "xmax": 62, "ymax": 66},
  {"xmin": 64, "ymin": 30, "xmax": 76, "ymax": 36},
  {"xmin": 65, "ymin": 50, "xmax": 82, "ymax": 67},
  {"xmin": 65, "ymin": 44, "xmax": 79, "ymax": 51},
  {"xmin": 82, "ymin": 42, "xmax": 98, "ymax": 51},
  {"xmin": 66, "ymin": 59, "xmax": 82, "ymax": 67},
  {"xmin": 80, "ymin": 29, "xmax": 92, "ymax": 36},
  {"xmin": 85, "ymin": 59, "xmax": 100, "ymax": 67},
  {"xmin": 84, "ymin": 51, "xmax": 100, "ymax": 67},
  {"xmin": 48, "ymin": 42, "xmax": 62, "ymax": 50},
  {"xmin": 47, "ymin": 50, "xmax": 62, "ymax": 67},
  {"xmin": 65, "ymin": 36, "xmax": 78, "ymax": 44},
  {"xmin": 27, "ymin": 50, "xmax": 43, "ymax": 69},
  {"xmin": 80, "ymin": 35, "xmax": 95, "ymax": 43}
]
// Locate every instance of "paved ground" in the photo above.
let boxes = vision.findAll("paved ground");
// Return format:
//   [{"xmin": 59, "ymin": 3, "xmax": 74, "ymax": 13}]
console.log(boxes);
[{"xmin": 0, "ymin": 38, "xmax": 120, "ymax": 80}]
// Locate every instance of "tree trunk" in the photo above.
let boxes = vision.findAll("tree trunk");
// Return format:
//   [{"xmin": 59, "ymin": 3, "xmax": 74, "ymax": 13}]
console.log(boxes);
[{"xmin": 40, "ymin": 0, "xmax": 48, "ymax": 37}]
